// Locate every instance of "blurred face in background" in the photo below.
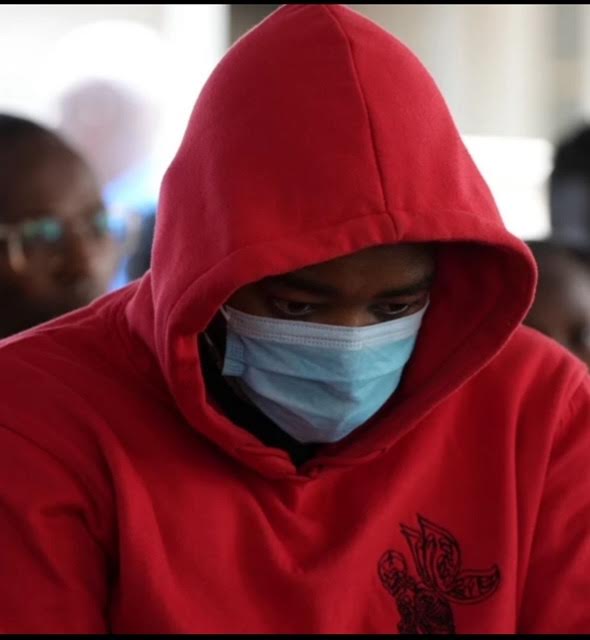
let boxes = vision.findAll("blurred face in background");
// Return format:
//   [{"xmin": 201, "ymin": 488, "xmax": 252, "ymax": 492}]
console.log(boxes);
[
  {"xmin": 525, "ymin": 247, "xmax": 590, "ymax": 368},
  {"xmin": 0, "ymin": 134, "xmax": 120, "ymax": 338}
]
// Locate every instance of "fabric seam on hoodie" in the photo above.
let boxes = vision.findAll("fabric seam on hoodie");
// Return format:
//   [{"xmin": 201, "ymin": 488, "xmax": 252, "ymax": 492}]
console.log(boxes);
[{"xmin": 321, "ymin": 4, "xmax": 398, "ymax": 238}]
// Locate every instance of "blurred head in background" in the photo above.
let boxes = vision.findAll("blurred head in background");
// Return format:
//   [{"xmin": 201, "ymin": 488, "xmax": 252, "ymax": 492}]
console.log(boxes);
[
  {"xmin": 0, "ymin": 114, "xmax": 121, "ymax": 338},
  {"xmin": 57, "ymin": 78, "xmax": 159, "ymax": 191},
  {"xmin": 57, "ymin": 78, "xmax": 160, "ymax": 285},
  {"xmin": 525, "ymin": 240, "xmax": 590, "ymax": 367},
  {"xmin": 549, "ymin": 124, "xmax": 590, "ymax": 263}
]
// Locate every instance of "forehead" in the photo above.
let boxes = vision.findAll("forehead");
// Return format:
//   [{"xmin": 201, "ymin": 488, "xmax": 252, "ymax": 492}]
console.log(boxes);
[
  {"xmin": 298, "ymin": 244, "xmax": 433, "ymax": 273},
  {"xmin": 264, "ymin": 244, "xmax": 434, "ymax": 296},
  {"xmin": 0, "ymin": 137, "xmax": 100, "ymax": 223}
]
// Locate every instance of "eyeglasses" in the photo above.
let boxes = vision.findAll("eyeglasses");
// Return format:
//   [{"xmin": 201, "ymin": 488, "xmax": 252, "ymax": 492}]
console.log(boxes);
[{"xmin": 0, "ymin": 208, "xmax": 140, "ymax": 272}]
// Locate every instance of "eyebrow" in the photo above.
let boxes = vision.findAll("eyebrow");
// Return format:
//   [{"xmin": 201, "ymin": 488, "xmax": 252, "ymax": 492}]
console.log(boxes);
[{"xmin": 265, "ymin": 272, "xmax": 434, "ymax": 298}]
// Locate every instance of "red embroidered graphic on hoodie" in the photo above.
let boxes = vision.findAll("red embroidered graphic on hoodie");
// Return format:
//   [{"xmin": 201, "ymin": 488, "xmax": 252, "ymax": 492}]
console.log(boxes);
[{"xmin": 0, "ymin": 4, "xmax": 589, "ymax": 634}]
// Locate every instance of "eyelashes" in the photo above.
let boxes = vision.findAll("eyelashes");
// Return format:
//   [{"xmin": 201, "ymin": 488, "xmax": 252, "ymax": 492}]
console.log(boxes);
[
  {"xmin": 271, "ymin": 299, "xmax": 315, "ymax": 317},
  {"xmin": 270, "ymin": 299, "xmax": 415, "ymax": 319}
]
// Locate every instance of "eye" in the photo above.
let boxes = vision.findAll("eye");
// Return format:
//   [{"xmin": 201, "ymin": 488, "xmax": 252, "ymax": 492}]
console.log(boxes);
[
  {"xmin": 21, "ymin": 218, "xmax": 64, "ymax": 245},
  {"xmin": 271, "ymin": 298, "xmax": 316, "ymax": 317},
  {"xmin": 373, "ymin": 302, "xmax": 411, "ymax": 318}
]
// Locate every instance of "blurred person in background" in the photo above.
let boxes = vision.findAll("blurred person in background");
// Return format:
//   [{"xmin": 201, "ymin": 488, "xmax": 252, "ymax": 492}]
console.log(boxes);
[
  {"xmin": 525, "ymin": 240, "xmax": 590, "ymax": 367},
  {"xmin": 0, "ymin": 114, "xmax": 122, "ymax": 338},
  {"xmin": 523, "ymin": 125, "xmax": 590, "ymax": 367},
  {"xmin": 549, "ymin": 124, "xmax": 590, "ymax": 262},
  {"xmin": 58, "ymin": 78, "xmax": 159, "ymax": 285}
]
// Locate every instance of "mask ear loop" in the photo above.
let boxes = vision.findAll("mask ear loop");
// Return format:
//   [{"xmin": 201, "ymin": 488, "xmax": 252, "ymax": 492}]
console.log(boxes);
[
  {"xmin": 201, "ymin": 306, "xmax": 234, "ymax": 371},
  {"xmin": 201, "ymin": 309, "xmax": 226, "ymax": 371},
  {"xmin": 201, "ymin": 305, "xmax": 257, "ymax": 408}
]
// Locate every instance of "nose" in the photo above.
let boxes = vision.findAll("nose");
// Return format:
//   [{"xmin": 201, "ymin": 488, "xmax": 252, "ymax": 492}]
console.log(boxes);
[
  {"xmin": 317, "ymin": 306, "xmax": 379, "ymax": 328},
  {"xmin": 51, "ymin": 230, "xmax": 95, "ymax": 285}
]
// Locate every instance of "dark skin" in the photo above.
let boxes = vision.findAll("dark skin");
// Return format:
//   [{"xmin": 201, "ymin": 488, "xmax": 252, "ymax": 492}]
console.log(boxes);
[
  {"xmin": 201, "ymin": 244, "xmax": 435, "ymax": 465},
  {"xmin": 525, "ymin": 249, "xmax": 590, "ymax": 368},
  {"xmin": 0, "ymin": 134, "xmax": 120, "ymax": 338}
]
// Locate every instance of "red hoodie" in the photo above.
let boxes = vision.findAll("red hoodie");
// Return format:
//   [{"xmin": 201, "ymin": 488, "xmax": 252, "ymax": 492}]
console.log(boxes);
[{"xmin": 0, "ymin": 5, "xmax": 589, "ymax": 634}]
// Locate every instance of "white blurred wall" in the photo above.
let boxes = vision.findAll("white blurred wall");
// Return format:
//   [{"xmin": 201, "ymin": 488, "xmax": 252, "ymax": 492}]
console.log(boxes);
[
  {"xmin": 0, "ymin": 5, "xmax": 164, "ymax": 120},
  {"xmin": 0, "ymin": 4, "xmax": 228, "ymax": 173}
]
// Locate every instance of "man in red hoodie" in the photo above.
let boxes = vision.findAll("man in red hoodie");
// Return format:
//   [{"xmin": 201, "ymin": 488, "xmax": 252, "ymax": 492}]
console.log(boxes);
[{"xmin": 0, "ymin": 5, "xmax": 588, "ymax": 634}]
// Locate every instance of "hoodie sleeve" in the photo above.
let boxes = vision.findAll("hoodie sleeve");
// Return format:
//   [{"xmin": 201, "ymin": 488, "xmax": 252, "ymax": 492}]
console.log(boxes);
[
  {"xmin": 518, "ymin": 374, "xmax": 590, "ymax": 633},
  {"xmin": 0, "ymin": 425, "xmax": 110, "ymax": 633}
]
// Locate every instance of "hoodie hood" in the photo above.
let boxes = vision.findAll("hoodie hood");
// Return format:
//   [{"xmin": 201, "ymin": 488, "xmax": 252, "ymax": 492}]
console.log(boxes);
[{"xmin": 126, "ymin": 4, "xmax": 536, "ymax": 478}]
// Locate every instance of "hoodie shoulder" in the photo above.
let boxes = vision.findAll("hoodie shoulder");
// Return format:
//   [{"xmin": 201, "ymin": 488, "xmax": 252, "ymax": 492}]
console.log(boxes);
[
  {"xmin": 482, "ymin": 324, "xmax": 587, "ymax": 395},
  {"xmin": 0, "ymin": 287, "xmax": 147, "ymax": 421}
]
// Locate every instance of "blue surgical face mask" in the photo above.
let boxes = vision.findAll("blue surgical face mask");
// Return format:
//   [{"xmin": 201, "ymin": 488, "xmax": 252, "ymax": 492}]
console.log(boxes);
[{"xmin": 220, "ymin": 304, "xmax": 427, "ymax": 444}]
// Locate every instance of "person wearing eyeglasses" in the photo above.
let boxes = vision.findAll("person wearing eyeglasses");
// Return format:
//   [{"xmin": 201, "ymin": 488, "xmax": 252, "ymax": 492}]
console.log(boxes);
[{"xmin": 0, "ymin": 114, "xmax": 125, "ymax": 338}]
